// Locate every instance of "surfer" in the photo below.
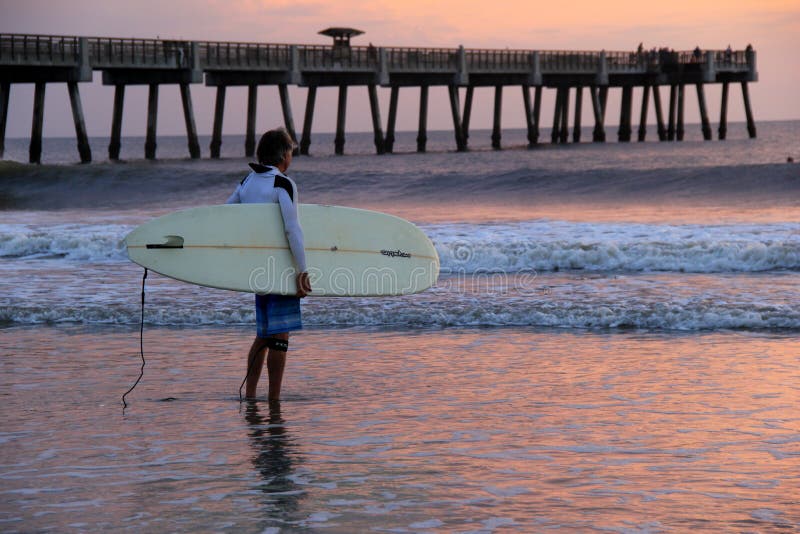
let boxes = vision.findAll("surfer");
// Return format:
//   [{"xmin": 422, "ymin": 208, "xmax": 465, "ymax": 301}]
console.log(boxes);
[{"xmin": 227, "ymin": 128, "xmax": 312, "ymax": 401}]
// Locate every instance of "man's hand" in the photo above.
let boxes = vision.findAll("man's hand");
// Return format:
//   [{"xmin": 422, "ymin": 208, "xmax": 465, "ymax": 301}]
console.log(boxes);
[{"xmin": 296, "ymin": 271, "xmax": 312, "ymax": 298}]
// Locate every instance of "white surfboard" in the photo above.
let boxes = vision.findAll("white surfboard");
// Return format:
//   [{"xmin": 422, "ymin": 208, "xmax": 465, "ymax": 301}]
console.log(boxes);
[{"xmin": 124, "ymin": 204, "xmax": 439, "ymax": 296}]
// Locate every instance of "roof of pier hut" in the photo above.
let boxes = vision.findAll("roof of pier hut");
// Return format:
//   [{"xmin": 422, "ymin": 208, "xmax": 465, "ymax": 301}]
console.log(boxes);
[{"xmin": 318, "ymin": 27, "xmax": 364, "ymax": 47}]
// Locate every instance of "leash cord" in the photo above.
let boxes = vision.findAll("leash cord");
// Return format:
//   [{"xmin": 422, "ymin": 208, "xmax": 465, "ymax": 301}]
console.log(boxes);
[
  {"xmin": 239, "ymin": 348, "xmax": 259, "ymax": 402},
  {"xmin": 122, "ymin": 268, "xmax": 148, "ymax": 408}
]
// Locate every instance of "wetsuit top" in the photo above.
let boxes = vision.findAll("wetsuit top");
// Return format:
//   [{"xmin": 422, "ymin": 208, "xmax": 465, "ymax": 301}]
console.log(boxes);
[{"xmin": 226, "ymin": 163, "xmax": 307, "ymax": 272}]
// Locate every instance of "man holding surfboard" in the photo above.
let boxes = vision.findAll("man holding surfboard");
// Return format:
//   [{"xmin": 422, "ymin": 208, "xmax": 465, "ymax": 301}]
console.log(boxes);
[{"xmin": 227, "ymin": 128, "xmax": 312, "ymax": 401}]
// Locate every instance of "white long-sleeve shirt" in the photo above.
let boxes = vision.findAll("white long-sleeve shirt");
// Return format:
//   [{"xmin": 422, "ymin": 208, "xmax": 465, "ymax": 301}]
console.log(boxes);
[{"xmin": 226, "ymin": 164, "xmax": 307, "ymax": 272}]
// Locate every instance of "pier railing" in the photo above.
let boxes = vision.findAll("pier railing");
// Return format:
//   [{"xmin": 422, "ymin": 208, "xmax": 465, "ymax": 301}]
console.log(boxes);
[
  {"xmin": 300, "ymin": 44, "xmax": 377, "ymax": 70},
  {"xmin": 540, "ymin": 51, "xmax": 601, "ymax": 73},
  {"xmin": 385, "ymin": 46, "xmax": 458, "ymax": 71},
  {"xmin": 0, "ymin": 33, "xmax": 754, "ymax": 76},
  {"xmin": 0, "ymin": 34, "xmax": 82, "ymax": 65},
  {"xmin": 88, "ymin": 37, "xmax": 190, "ymax": 69},
  {"xmin": 714, "ymin": 49, "xmax": 748, "ymax": 68},
  {"xmin": 467, "ymin": 49, "xmax": 531, "ymax": 72},
  {"xmin": 200, "ymin": 41, "xmax": 290, "ymax": 70}
]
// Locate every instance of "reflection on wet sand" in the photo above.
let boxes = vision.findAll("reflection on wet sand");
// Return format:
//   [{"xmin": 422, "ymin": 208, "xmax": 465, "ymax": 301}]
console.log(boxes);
[{"xmin": 244, "ymin": 401, "xmax": 304, "ymax": 520}]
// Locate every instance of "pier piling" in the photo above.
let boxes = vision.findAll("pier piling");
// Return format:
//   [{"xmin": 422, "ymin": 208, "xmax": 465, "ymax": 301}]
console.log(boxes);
[
  {"xmin": 384, "ymin": 86, "xmax": 398, "ymax": 154},
  {"xmin": 676, "ymin": 84, "xmax": 685, "ymax": 141},
  {"xmin": 573, "ymin": 86, "xmax": 583, "ymax": 144},
  {"xmin": 742, "ymin": 82, "xmax": 756, "ymax": 138},
  {"xmin": 0, "ymin": 82, "xmax": 10, "ymax": 159},
  {"xmin": 109, "ymin": 85, "xmax": 125, "ymax": 160},
  {"xmin": 560, "ymin": 88, "xmax": 570, "ymax": 144},
  {"xmin": 522, "ymin": 86, "xmax": 533, "ymax": 146},
  {"xmin": 210, "ymin": 86, "xmax": 226, "ymax": 158},
  {"xmin": 67, "ymin": 81, "xmax": 91, "ymax": 163},
  {"xmin": 278, "ymin": 84, "xmax": 298, "ymax": 150},
  {"xmin": 590, "ymin": 86, "xmax": 605, "ymax": 142},
  {"xmin": 522, "ymin": 85, "xmax": 541, "ymax": 147},
  {"xmin": 552, "ymin": 88, "xmax": 563, "ymax": 144},
  {"xmin": 448, "ymin": 85, "xmax": 466, "ymax": 151},
  {"xmin": 367, "ymin": 84, "xmax": 384, "ymax": 154},
  {"xmin": 335, "ymin": 85, "xmax": 347, "ymax": 155},
  {"xmin": 300, "ymin": 86, "xmax": 316, "ymax": 155},
  {"xmin": 417, "ymin": 85, "xmax": 428, "ymax": 152},
  {"xmin": 492, "ymin": 85, "xmax": 503, "ymax": 149},
  {"xmin": 696, "ymin": 84, "xmax": 712, "ymax": 141},
  {"xmin": 618, "ymin": 86, "xmax": 633, "ymax": 142},
  {"xmin": 638, "ymin": 85, "xmax": 650, "ymax": 142},
  {"xmin": 245, "ymin": 85, "xmax": 257, "ymax": 157},
  {"xmin": 600, "ymin": 87, "xmax": 608, "ymax": 141},
  {"xmin": 462, "ymin": 86, "xmax": 474, "ymax": 147},
  {"xmin": 29, "ymin": 82, "xmax": 45, "ymax": 164},
  {"xmin": 145, "ymin": 84, "xmax": 159, "ymax": 159},
  {"xmin": 653, "ymin": 85, "xmax": 666, "ymax": 141},
  {"xmin": 667, "ymin": 85, "xmax": 677, "ymax": 141},
  {"xmin": 532, "ymin": 86, "xmax": 542, "ymax": 145},
  {"xmin": 719, "ymin": 81, "xmax": 729, "ymax": 140},
  {"xmin": 180, "ymin": 83, "xmax": 201, "ymax": 159}
]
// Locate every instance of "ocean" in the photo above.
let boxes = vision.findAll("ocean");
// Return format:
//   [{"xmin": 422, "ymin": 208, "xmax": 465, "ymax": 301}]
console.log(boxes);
[{"xmin": 1, "ymin": 122, "xmax": 799, "ymax": 532}]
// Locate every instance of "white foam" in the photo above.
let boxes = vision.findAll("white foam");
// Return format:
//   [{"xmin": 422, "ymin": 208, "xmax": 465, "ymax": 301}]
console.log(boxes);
[
  {"xmin": 2, "ymin": 220, "xmax": 798, "ymax": 275},
  {"xmin": 0, "ymin": 223, "xmax": 130, "ymax": 262},
  {"xmin": 428, "ymin": 220, "xmax": 800, "ymax": 273},
  {"xmin": 1, "ymin": 218, "xmax": 797, "ymax": 331}
]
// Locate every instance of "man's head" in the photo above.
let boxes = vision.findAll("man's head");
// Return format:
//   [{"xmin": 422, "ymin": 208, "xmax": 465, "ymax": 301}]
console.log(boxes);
[{"xmin": 256, "ymin": 128, "xmax": 296, "ymax": 171}]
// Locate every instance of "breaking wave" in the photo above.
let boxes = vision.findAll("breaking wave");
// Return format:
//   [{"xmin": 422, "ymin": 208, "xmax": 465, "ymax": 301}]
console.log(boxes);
[{"xmin": 3, "ymin": 220, "xmax": 798, "ymax": 273}]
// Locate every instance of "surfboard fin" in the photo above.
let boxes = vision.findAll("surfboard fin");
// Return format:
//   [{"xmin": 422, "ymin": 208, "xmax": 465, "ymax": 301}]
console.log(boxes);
[{"xmin": 146, "ymin": 235, "xmax": 184, "ymax": 249}]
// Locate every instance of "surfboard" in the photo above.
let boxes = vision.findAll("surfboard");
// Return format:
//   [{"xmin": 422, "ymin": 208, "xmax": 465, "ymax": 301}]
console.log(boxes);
[{"xmin": 124, "ymin": 204, "xmax": 439, "ymax": 296}]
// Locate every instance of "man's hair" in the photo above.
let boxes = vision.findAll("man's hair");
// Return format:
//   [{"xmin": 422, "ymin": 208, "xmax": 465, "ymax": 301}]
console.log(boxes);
[{"xmin": 256, "ymin": 128, "xmax": 296, "ymax": 166}]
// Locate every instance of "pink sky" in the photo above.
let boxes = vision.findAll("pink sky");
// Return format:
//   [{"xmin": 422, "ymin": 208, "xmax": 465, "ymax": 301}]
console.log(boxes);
[{"xmin": 2, "ymin": 0, "xmax": 798, "ymax": 139}]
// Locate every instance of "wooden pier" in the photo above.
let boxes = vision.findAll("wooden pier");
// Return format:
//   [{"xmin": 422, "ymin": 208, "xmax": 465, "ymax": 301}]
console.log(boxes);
[{"xmin": 0, "ymin": 31, "xmax": 758, "ymax": 163}]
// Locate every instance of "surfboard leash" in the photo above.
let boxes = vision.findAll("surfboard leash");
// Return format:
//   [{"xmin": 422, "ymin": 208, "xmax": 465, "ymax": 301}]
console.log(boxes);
[
  {"xmin": 239, "ymin": 347, "xmax": 259, "ymax": 402},
  {"xmin": 122, "ymin": 268, "xmax": 148, "ymax": 409}
]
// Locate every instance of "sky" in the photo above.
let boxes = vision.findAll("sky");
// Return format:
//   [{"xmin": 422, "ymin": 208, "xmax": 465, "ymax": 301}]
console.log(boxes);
[{"xmin": 1, "ymin": 0, "xmax": 799, "ymax": 140}]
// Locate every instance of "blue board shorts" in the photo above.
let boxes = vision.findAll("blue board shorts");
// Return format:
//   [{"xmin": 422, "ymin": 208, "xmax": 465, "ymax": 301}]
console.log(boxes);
[{"xmin": 255, "ymin": 294, "xmax": 302, "ymax": 337}]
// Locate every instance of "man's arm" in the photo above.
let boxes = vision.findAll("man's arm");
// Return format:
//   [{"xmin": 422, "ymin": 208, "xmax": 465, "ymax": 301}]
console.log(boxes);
[{"xmin": 276, "ymin": 188, "xmax": 307, "ymax": 273}]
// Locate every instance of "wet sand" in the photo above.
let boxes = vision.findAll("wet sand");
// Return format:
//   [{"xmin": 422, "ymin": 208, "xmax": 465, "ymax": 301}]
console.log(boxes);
[{"xmin": 1, "ymin": 325, "xmax": 798, "ymax": 531}]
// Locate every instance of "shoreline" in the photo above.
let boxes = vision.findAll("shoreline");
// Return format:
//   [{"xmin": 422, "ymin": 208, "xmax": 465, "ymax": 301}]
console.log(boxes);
[{"xmin": 3, "ymin": 320, "xmax": 800, "ymax": 336}]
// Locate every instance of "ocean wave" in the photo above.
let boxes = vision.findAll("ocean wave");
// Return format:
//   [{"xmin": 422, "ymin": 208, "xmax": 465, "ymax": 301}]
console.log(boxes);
[
  {"xmin": 2, "ymin": 296, "xmax": 798, "ymax": 331},
  {"xmin": 435, "ymin": 238, "xmax": 800, "ymax": 274},
  {"xmin": 0, "ymin": 160, "xmax": 243, "ymax": 210},
  {"xmin": 3, "ymin": 154, "xmax": 799, "ymax": 212},
  {"xmin": 431, "ymin": 220, "xmax": 800, "ymax": 273},
  {"xmin": 2, "ymin": 220, "xmax": 799, "ymax": 273},
  {"xmin": 0, "ymin": 224, "xmax": 129, "ymax": 261}
]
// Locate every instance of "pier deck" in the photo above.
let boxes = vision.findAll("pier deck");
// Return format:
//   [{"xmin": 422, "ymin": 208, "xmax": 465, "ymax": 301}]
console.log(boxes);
[{"xmin": 0, "ymin": 33, "xmax": 757, "ymax": 162}]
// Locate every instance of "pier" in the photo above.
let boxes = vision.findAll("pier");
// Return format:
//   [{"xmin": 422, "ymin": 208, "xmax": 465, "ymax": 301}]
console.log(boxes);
[{"xmin": 0, "ymin": 31, "xmax": 758, "ymax": 163}]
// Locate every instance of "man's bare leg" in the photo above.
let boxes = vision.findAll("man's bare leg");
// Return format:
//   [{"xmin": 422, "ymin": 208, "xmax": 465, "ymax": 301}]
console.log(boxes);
[
  {"xmin": 245, "ymin": 337, "xmax": 270, "ymax": 399},
  {"xmin": 267, "ymin": 333, "xmax": 289, "ymax": 401}
]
